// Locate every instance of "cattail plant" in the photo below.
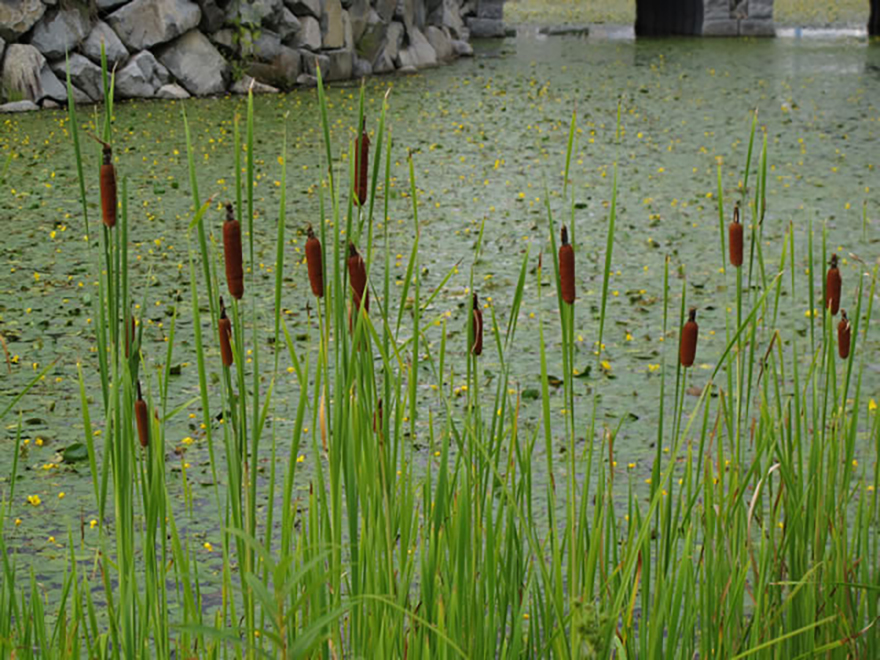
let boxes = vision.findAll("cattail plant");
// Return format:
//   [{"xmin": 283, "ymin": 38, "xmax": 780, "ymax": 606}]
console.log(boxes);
[
  {"xmin": 135, "ymin": 381, "xmax": 149, "ymax": 449},
  {"xmin": 125, "ymin": 315, "xmax": 136, "ymax": 358},
  {"xmin": 471, "ymin": 293, "xmax": 483, "ymax": 356},
  {"xmin": 679, "ymin": 307, "xmax": 698, "ymax": 368},
  {"xmin": 223, "ymin": 202, "xmax": 244, "ymax": 300},
  {"xmin": 348, "ymin": 242, "xmax": 368, "ymax": 313},
  {"xmin": 354, "ymin": 117, "xmax": 370, "ymax": 206},
  {"xmin": 826, "ymin": 253, "xmax": 841, "ymax": 315},
  {"xmin": 559, "ymin": 225, "xmax": 575, "ymax": 305},
  {"xmin": 838, "ymin": 309, "xmax": 851, "ymax": 359},
  {"xmin": 218, "ymin": 298, "xmax": 233, "ymax": 367},
  {"xmin": 92, "ymin": 137, "xmax": 117, "ymax": 228},
  {"xmin": 305, "ymin": 225, "xmax": 324, "ymax": 298},
  {"xmin": 728, "ymin": 203, "xmax": 743, "ymax": 268}
]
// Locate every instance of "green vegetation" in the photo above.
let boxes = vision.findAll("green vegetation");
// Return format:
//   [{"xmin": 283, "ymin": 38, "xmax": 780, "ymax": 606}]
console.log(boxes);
[{"xmin": 0, "ymin": 47, "xmax": 878, "ymax": 657}]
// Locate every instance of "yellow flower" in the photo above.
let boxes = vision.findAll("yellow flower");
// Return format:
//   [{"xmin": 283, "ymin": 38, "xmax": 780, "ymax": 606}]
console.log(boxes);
[
  {"xmin": 58, "ymin": 492, "xmax": 65, "ymax": 500},
  {"xmin": 90, "ymin": 519, "xmax": 98, "ymax": 529},
  {"xmin": 203, "ymin": 542, "xmax": 213, "ymax": 552},
  {"xmin": 14, "ymin": 518, "xmax": 21, "ymax": 526},
  {"xmin": 35, "ymin": 438, "xmax": 43, "ymax": 447},
  {"xmin": 27, "ymin": 495, "xmax": 41, "ymax": 507},
  {"xmin": 870, "ymin": 399, "xmax": 877, "ymax": 412},
  {"xmin": 600, "ymin": 360, "xmax": 612, "ymax": 372},
  {"xmin": 296, "ymin": 455, "xmax": 305, "ymax": 463}
]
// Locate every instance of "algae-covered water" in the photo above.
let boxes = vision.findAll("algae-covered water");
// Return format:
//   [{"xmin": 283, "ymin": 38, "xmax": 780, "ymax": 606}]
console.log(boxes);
[{"xmin": 2, "ymin": 32, "xmax": 879, "ymax": 597}]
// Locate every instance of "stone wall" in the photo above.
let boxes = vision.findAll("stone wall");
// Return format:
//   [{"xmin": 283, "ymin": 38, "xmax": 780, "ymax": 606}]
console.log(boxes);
[
  {"xmin": 703, "ymin": 0, "xmax": 774, "ymax": 36},
  {"xmin": 0, "ymin": 0, "xmax": 504, "ymax": 112}
]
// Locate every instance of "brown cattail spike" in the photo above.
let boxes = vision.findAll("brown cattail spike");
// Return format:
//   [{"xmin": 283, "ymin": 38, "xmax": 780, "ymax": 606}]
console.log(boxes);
[
  {"xmin": 680, "ymin": 307, "xmax": 698, "ymax": 368},
  {"xmin": 728, "ymin": 204, "xmax": 743, "ymax": 268},
  {"xmin": 100, "ymin": 145, "xmax": 117, "ymax": 228},
  {"xmin": 223, "ymin": 203, "xmax": 244, "ymax": 300},
  {"xmin": 305, "ymin": 226, "xmax": 324, "ymax": 298},
  {"xmin": 348, "ymin": 242, "xmax": 368, "ymax": 313},
  {"xmin": 838, "ymin": 310, "xmax": 851, "ymax": 360},
  {"xmin": 826, "ymin": 253, "xmax": 841, "ymax": 316},
  {"xmin": 471, "ymin": 293, "xmax": 483, "ymax": 356},
  {"xmin": 355, "ymin": 118, "xmax": 370, "ymax": 207},
  {"xmin": 135, "ymin": 381, "xmax": 149, "ymax": 449},
  {"xmin": 219, "ymin": 300, "xmax": 234, "ymax": 367},
  {"xmin": 559, "ymin": 225, "xmax": 575, "ymax": 305}
]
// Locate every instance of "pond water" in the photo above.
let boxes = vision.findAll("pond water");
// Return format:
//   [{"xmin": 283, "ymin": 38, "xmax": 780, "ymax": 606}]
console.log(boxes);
[{"xmin": 1, "ymin": 31, "xmax": 879, "ymax": 598}]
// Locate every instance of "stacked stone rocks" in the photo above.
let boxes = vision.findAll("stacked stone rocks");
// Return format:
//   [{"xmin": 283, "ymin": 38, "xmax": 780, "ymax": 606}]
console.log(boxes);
[
  {"xmin": 0, "ymin": 0, "xmax": 499, "ymax": 112},
  {"xmin": 702, "ymin": 0, "xmax": 774, "ymax": 36}
]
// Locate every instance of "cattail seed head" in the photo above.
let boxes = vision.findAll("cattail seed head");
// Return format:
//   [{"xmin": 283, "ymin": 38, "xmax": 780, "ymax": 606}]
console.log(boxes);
[
  {"xmin": 838, "ymin": 310, "xmax": 851, "ymax": 360},
  {"xmin": 305, "ymin": 226, "xmax": 324, "ymax": 298},
  {"xmin": 471, "ymin": 293, "xmax": 483, "ymax": 356},
  {"xmin": 355, "ymin": 118, "xmax": 370, "ymax": 207},
  {"xmin": 559, "ymin": 225, "xmax": 575, "ymax": 305},
  {"xmin": 348, "ymin": 242, "xmax": 368, "ymax": 313},
  {"xmin": 100, "ymin": 145, "xmax": 117, "ymax": 228},
  {"xmin": 728, "ymin": 204, "xmax": 743, "ymax": 268},
  {"xmin": 826, "ymin": 253, "xmax": 841, "ymax": 316},
  {"xmin": 135, "ymin": 381, "xmax": 149, "ymax": 449},
  {"xmin": 680, "ymin": 307, "xmax": 698, "ymax": 368},
  {"xmin": 223, "ymin": 202, "xmax": 244, "ymax": 300},
  {"xmin": 219, "ymin": 299, "xmax": 234, "ymax": 367}
]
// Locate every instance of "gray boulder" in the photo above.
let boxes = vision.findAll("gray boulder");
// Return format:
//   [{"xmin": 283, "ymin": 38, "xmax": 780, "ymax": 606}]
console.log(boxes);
[
  {"xmin": 96, "ymin": 0, "xmax": 129, "ymax": 10},
  {"xmin": 29, "ymin": 7, "xmax": 90, "ymax": 60},
  {"xmin": 107, "ymin": 0, "xmax": 202, "ymax": 51},
  {"xmin": 276, "ymin": 7, "xmax": 301, "ymax": 41},
  {"xmin": 0, "ymin": 100, "xmax": 40, "ymax": 113},
  {"xmin": 398, "ymin": 26, "xmax": 435, "ymax": 68},
  {"xmin": 157, "ymin": 30, "xmax": 230, "ymax": 95},
  {"xmin": 116, "ymin": 51, "xmax": 171, "ymax": 98},
  {"xmin": 425, "ymin": 25, "xmax": 453, "ymax": 61},
  {"xmin": 296, "ymin": 72, "xmax": 317, "ymax": 86},
  {"xmin": 83, "ymin": 21, "xmax": 129, "ymax": 66},
  {"xmin": 301, "ymin": 50, "xmax": 328, "ymax": 76},
  {"xmin": 374, "ymin": 0, "xmax": 396, "ymax": 22},
  {"xmin": 156, "ymin": 82, "xmax": 191, "ymax": 99},
  {"xmin": 322, "ymin": 0, "xmax": 344, "ymax": 49},
  {"xmin": 395, "ymin": 0, "xmax": 415, "ymax": 32},
  {"xmin": 324, "ymin": 47, "xmax": 352, "ymax": 80},
  {"xmin": 50, "ymin": 53, "xmax": 103, "ymax": 101},
  {"xmin": 372, "ymin": 19, "xmax": 402, "ymax": 73},
  {"xmin": 196, "ymin": 0, "xmax": 226, "ymax": 32},
  {"xmin": 210, "ymin": 28, "xmax": 237, "ymax": 52},
  {"xmin": 229, "ymin": 0, "xmax": 283, "ymax": 26},
  {"xmin": 0, "ymin": 36, "xmax": 4, "ymax": 65},
  {"xmin": 356, "ymin": 9, "xmax": 385, "ymax": 62},
  {"xmin": 285, "ymin": 0, "xmax": 321, "ymax": 18},
  {"xmin": 0, "ymin": 0, "xmax": 45, "ymax": 41},
  {"xmin": 451, "ymin": 38, "xmax": 472, "ymax": 56},
  {"xmin": 248, "ymin": 28, "xmax": 281, "ymax": 60},
  {"xmin": 231, "ymin": 74, "xmax": 279, "ymax": 94},
  {"xmin": 466, "ymin": 17, "xmax": 503, "ymax": 38},
  {"xmin": 248, "ymin": 44, "xmax": 300, "ymax": 87},
  {"xmin": 347, "ymin": 0, "xmax": 369, "ymax": 42},
  {"xmin": 352, "ymin": 55, "xmax": 371, "ymax": 78},
  {"xmin": 428, "ymin": 0, "xmax": 463, "ymax": 39},
  {"xmin": 293, "ymin": 15, "xmax": 321, "ymax": 49},
  {"xmin": 1, "ymin": 43, "xmax": 67, "ymax": 104}
]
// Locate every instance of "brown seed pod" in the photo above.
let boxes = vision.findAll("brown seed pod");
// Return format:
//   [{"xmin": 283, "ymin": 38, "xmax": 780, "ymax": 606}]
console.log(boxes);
[
  {"xmin": 354, "ymin": 118, "xmax": 370, "ymax": 207},
  {"xmin": 373, "ymin": 398, "xmax": 383, "ymax": 435},
  {"xmin": 100, "ymin": 145, "xmax": 117, "ymax": 228},
  {"xmin": 838, "ymin": 310, "xmax": 851, "ymax": 360},
  {"xmin": 471, "ymin": 293, "xmax": 483, "ymax": 356},
  {"xmin": 348, "ymin": 242, "xmax": 368, "ymax": 314},
  {"xmin": 679, "ymin": 308, "xmax": 698, "ymax": 368},
  {"xmin": 219, "ymin": 300, "xmax": 234, "ymax": 367},
  {"xmin": 559, "ymin": 225, "xmax": 575, "ymax": 305},
  {"xmin": 826, "ymin": 253, "xmax": 841, "ymax": 316},
  {"xmin": 305, "ymin": 226, "xmax": 324, "ymax": 298},
  {"xmin": 135, "ymin": 381, "xmax": 149, "ymax": 449},
  {"xmin": 223, "ymin": 202, "xmax": 244, "ymax": 300},
  {"xmin": 728, "ymin": 204, "xmax": 743, "ymax": 268}
]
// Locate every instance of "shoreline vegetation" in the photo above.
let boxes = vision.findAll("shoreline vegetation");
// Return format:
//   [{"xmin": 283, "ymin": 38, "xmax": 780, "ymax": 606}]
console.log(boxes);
[{"xmin": 0, "ymin": 40, "xmax": 878, "ymax": 658}]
